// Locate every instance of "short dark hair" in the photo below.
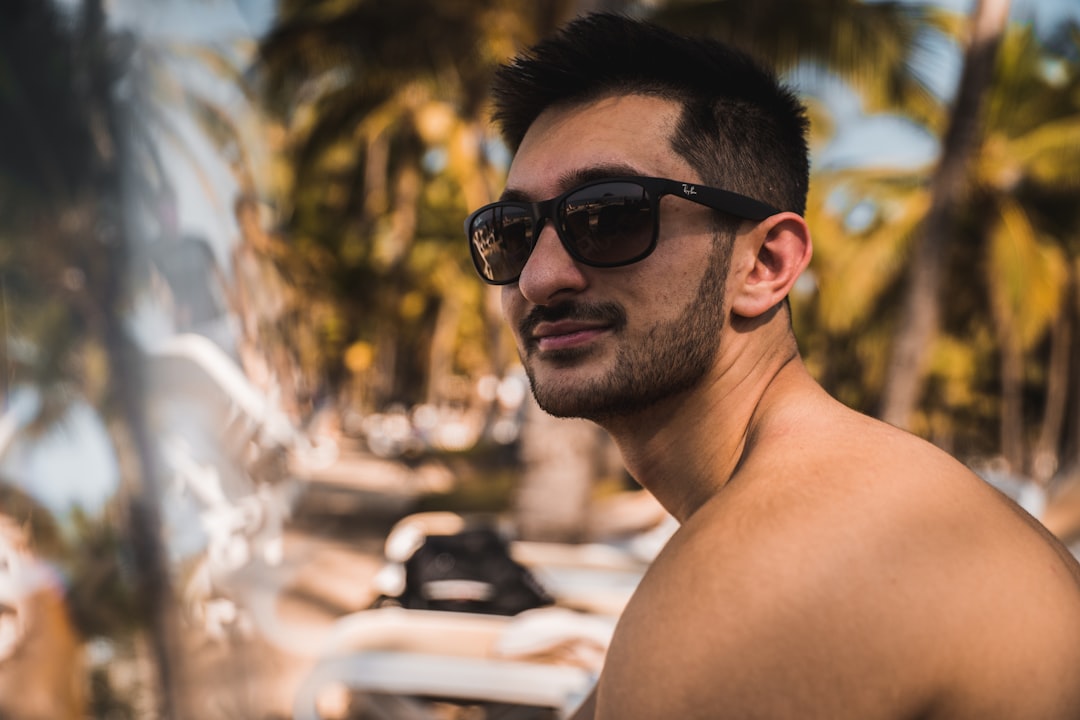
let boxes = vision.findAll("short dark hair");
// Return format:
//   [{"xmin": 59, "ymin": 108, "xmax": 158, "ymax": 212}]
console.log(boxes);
[{"xmin": 490, "ymin": 13, "xmax": 810, "ymax": 216}]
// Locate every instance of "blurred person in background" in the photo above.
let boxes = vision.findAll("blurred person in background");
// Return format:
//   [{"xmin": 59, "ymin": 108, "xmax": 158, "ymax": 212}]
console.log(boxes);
[
  {"xmin": 0, "ymin": 490, "xmax": 85, "ymax": 720},
  {"xmin": 465, "ymin": 13, "xmax": 1080, "ymax": 719}
]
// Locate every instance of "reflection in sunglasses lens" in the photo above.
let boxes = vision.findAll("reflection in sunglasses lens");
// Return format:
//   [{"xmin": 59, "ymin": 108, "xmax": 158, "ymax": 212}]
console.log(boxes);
[
  {"xmin": 473, "ymin": 206, "xmax": 532, "ymax": 282},
  {"xmin": 563, "ymin": 183, "xmax": 653, "ymax": 264}
]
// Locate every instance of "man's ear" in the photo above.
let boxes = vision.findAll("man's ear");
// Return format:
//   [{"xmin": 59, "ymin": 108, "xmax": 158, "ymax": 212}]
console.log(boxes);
[{"xmin": 729, "ymin": 212, "xmax": 812, "ymax": 319}]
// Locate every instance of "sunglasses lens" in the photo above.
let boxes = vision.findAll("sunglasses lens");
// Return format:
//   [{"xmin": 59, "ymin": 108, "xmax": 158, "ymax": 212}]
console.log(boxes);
[
  {"xmin": 467, "ymin": 181, "xmax": 659, "ymax": 283},
  {"xmin": 561, "ymin": 182, "xmax": 654, "ymax": 265},
  {"xmin": 469, "ymin": 205, "xmax": 534, "ymax": 283}
]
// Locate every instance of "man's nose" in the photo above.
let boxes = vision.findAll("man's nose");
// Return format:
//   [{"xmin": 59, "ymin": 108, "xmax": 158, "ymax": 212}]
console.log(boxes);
[{"xmin": 516, "ymin": 224, "xmax": 588, "ymax": 304}]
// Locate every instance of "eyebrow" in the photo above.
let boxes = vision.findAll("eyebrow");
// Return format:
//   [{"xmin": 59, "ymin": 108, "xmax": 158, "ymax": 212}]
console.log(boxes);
[{"xmin": 499, "ymin": 162, "xmax": 646, "ymax": 203}]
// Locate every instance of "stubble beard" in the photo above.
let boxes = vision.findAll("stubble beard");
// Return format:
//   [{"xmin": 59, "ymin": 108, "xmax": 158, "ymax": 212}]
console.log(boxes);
[{"xmin": 523, "ymin": 237, "xmax": 731, "ymax": 423}]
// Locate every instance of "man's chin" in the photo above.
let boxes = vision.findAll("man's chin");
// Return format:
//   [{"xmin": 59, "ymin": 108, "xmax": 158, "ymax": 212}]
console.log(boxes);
[
  {"xmin": 532, "ymin": 392, "xmax": 599, "ymax": 421},
  {"xmin": 524, "ymin": 365, "xmax": 602, "ymax": 420}
]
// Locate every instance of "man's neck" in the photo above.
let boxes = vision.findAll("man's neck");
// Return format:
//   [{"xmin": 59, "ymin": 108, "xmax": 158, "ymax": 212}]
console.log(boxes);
[{"xmin": 602, "ymin": 330, "xmax": 808, "ymax": 522}]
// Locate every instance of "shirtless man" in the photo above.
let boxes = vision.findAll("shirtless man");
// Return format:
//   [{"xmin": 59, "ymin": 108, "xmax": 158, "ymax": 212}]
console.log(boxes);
[{"xmin": 465, "ymin": 13, "xmax": 1080, "ymax": 719}]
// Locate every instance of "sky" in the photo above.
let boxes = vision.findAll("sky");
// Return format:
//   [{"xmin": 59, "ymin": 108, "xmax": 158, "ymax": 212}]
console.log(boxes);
[{"xmin": 105, "ymin": 0, "xmax": 277, "ymax": 41}]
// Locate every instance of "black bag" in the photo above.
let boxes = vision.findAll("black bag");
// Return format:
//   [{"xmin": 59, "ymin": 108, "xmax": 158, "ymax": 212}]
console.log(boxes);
[{"xmin": 398, "ymin": 528, "xmax": 553, "ymax": 616}]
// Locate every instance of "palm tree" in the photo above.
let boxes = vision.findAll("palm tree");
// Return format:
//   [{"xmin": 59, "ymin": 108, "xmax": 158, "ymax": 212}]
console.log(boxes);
[
  {"xmin": 255, "ymin": 0, "xmax": 568, "ymax": 403},
  {"xmin": 967, "ymin": 24, "xmax": 1080, "ymax": 480},
  {"xmin": 803, "ymin": 23, "xmax": 1080, "ymax": 482},
  {"xmin": 1, "ymin": 0, "xmax": 187, "ymax": 715},
  {"xmin": 879, "ymin": 0, "xmax": 1013, "ymax": 428},
  {"xmin": 798, "ymin": 164, "xmax": 929, "ymax": 413}
]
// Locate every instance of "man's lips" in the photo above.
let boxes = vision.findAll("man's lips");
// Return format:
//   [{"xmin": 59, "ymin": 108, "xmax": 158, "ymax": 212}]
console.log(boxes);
[
  {"xmin": 531, "ymin": 320, "xmax": 611, "ymax": 352},
  {"xmin": 519, "ymin": 301, "xmax": 627, "ymax": 354}
]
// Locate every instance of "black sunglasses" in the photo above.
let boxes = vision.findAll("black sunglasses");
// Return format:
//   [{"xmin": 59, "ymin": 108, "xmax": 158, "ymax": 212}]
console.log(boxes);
[{"xmin": 465, "ymin": 175, "xmax": 781, "ymax": 285}]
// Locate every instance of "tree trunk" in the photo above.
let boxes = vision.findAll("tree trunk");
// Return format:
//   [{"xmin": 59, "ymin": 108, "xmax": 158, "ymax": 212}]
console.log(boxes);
[
  {"xmin": 879, "ymin": 0, "xmax": 1011, "ymax": 429},
  {"xmin": 1065, "ymin": 277, "xmax": 1080, "ymax": 481},
  {"xmin": 1032, "ymin": 274, "xmax": 1075, "ymax": 483},
  {"xmin": 515, "ymin": 399, "xmax": 602, "ymax": 542},
  {"xmin": 997, "ymin": 317, "xmax": 1025, "ymax": 473},
  {"xmin": 83, "ymin": 1, "xmax": 187, "ymax": 715}
]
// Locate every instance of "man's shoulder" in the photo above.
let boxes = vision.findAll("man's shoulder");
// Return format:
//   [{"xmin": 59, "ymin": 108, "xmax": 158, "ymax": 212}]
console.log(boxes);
[
  {"xmin": 597, "ymin": 419, "xmax": 1080, "ymax": 718},
  {"xmin": 675, "ymin": 415, "xmax": 1080, "ymax": 622}
]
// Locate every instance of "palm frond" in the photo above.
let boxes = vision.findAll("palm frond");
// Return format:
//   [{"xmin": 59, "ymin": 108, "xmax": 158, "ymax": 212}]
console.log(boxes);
[{"xmin": 987, "ymin": 196, "xmax": 1069, "ymax": 351}]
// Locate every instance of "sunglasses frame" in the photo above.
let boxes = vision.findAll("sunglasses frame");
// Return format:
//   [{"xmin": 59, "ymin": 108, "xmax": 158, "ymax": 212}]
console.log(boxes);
[{"xmin": 465, "ymin": 175, "xmax": 782, "ymax": 285}]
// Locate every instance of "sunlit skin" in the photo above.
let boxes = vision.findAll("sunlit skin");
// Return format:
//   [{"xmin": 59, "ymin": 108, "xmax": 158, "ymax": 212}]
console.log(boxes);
[{"xmin": 501, "ymin": 94, "xmax": 1080, "ymax": 719}]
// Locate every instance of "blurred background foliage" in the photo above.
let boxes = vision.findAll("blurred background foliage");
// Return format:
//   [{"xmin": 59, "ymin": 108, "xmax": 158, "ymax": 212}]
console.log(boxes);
[{"xmin": 2, "ymin": 0, "xmax": 1080, "ymax": 714}]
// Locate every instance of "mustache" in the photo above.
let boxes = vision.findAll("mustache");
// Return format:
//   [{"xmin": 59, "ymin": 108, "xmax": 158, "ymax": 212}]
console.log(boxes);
[{"xmin": 519, "ymin": 301, "xmax": 627, "ymax": 339}]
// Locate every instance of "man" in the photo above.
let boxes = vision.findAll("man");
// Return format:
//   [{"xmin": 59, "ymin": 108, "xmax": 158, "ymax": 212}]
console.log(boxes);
[{"xmin": 465, "ymin": 13, "xmax": 1080, "ymax": 719}]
